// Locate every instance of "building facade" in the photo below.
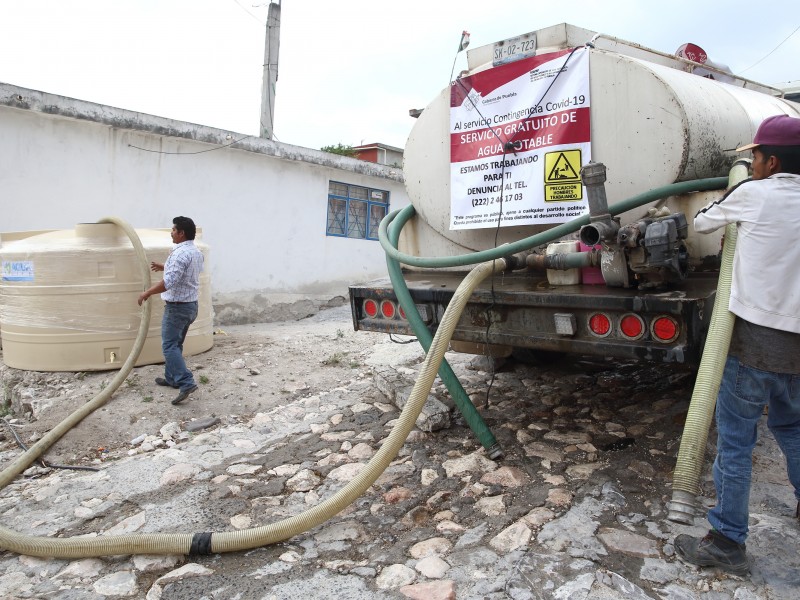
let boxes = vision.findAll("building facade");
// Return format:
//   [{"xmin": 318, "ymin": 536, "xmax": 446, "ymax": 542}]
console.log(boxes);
[{"xmin": 0, "ymin": 83, "xmax": 409, "ymax": 324}]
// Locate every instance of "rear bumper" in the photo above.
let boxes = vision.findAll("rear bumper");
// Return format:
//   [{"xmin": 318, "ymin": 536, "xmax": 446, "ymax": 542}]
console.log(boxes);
[{"xmin": 349, "ymin": 272, "xmax": 717, "ymax": 364}]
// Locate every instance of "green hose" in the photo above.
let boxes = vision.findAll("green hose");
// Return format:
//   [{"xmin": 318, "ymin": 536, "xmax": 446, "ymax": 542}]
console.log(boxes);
[
  {"xmin": 379, "ymin": 177, "xmax": 728, "ymax": 269},
  {"xmin": 385, "ymin": 213, "xmax": 502, "ymax": 459},
  {"xmin": 668, "ymin": 162, "xmax": 750, "ymax": 524}
]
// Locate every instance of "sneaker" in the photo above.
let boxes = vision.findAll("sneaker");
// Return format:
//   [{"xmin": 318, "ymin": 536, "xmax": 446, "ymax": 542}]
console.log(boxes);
[
  {"xmin": 172, "ymin": 385, "xmax": 198, "ymax": 405},
  {"xmin": 674, "ymin": 530, "xmax": 749, "ymax": 576},
  {"xmin": 155, "ymin": 377, "xmax": 178, "ymax": 388}
]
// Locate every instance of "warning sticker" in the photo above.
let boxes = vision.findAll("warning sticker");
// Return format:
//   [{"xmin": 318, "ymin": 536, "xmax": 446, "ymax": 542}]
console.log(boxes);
[{"xmin": 544, "ymin": 150, "xmax": 583, "ymax": 202}]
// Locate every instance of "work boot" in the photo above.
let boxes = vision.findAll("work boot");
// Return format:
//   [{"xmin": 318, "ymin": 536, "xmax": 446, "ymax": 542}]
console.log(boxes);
[
  {"xmin": 172, "ymin": 385, "xmax": 198, "ymax": 405},
  {"xmin": 674, "ymin": 530, "xmax": 749, "ymax": 576},
  {"xmin": 155, "ymin": 377, "xmax": 179, "ymax": 388}
]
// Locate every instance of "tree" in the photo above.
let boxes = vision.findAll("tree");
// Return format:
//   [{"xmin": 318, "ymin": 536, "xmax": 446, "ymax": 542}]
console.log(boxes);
[{"xmin": 321, "ymin": 143, "xmax": 357, "ymax": 157}]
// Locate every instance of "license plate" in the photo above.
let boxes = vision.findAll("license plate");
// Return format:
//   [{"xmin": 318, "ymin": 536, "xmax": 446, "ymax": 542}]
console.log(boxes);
[{"xmin": 493, "ymin": 32, "xmax": 537, "ymax": 66}]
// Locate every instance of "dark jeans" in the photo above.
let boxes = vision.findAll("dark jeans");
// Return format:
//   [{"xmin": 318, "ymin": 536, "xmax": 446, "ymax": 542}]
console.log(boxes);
[
  {"xmin": 709, "ymin": 355, "xmax": 800, "ymax": 543},
  {"xmin": 161, "ymin": 301, "xmax": 198, "ymax": 392}
]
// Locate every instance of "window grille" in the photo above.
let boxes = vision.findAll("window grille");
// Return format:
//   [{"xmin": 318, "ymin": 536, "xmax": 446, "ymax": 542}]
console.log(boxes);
[{"xmin": 326, "ymin": 182, "xmax": 390, "ymax": 241}]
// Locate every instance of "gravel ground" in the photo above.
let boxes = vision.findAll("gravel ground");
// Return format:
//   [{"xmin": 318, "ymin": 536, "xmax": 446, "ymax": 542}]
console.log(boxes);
[{"xmin": 0, "ymin": 305, "xmax": 798, "ymax": 599}]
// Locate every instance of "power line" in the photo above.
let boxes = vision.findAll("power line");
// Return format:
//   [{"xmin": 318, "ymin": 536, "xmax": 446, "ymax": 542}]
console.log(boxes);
[
  {"xmin": 231, "ymin": 0, "xmax": 265, "ymax": 25},
  {"xmin": 128, "ymin": 133, "xmax": 253, "ymax": 155},
  {"xmin": 737, "ymin": 24, "xmax": 800, "ymax": 76}
]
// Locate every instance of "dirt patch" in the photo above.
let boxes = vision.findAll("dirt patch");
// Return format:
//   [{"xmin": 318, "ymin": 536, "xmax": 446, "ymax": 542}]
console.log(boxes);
[{"xmin": 1, "ymin": 305, "xmax": 386, "ymax": 465}]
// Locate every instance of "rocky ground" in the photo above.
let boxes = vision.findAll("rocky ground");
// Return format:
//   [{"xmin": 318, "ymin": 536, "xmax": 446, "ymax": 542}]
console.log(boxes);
[{"xmin": 0, "ymin": 305, "xmax": 798, "ymax": 599}]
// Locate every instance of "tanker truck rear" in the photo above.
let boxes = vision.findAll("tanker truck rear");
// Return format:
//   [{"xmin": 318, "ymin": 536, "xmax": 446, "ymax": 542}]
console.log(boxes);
[{"xmin": 349, "ymin": 24, "xmax": 800, "ymax": 365}]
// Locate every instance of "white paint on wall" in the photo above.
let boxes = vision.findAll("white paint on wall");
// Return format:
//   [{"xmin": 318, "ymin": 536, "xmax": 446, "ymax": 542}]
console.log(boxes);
[{"xmin": 0, "ymin": 83, "xmax": 410, "ymax": 323}]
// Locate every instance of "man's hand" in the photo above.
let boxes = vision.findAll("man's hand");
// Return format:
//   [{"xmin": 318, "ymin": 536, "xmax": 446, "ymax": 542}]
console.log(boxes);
[
  {"xmin": 137, "ymin": 280, "xmax": 166, "ymax": 306},
  {"xmin": 150, "ymin": 262, "xmax": 164, "ymax": 272}
]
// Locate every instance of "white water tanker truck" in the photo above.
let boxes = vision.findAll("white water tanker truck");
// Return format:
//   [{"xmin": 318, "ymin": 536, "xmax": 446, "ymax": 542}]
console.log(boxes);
[{"xmin": 349, "ymin": 23, "xmax": 800, "ymax": 366}]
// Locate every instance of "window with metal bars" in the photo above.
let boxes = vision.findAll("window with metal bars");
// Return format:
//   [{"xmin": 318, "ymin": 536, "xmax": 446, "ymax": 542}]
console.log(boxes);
[{"xmin": 326, "ymin": 182, "xmax": 389, "ymax": 240}]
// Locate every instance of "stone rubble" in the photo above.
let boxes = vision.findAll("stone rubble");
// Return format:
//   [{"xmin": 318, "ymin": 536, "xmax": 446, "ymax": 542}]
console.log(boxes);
[{"xmin": 1, "ymin": 335, "xmax": 799, "ymax": 599}]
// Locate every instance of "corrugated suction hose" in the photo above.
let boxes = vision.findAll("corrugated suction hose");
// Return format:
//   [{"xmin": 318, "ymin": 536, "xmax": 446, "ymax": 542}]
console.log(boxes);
[
  {"xmin": 0, "ymin": 232, "xmax": 505, "ymax": 557},
  {"xmin": 667, "ymin": 161, "xmax": 750, "ymax": 524}
]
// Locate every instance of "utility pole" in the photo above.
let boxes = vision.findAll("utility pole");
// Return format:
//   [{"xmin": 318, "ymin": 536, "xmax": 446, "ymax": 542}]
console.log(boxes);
[{"xmin": 260, "ymin": 1, "xmax": 281, "ymax": 139}]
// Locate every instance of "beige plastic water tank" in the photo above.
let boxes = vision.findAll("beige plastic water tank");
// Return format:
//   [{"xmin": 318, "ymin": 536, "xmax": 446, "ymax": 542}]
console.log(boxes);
[{"xmin": 0, "ymin": 223, "xmax": 213, "ymax": 371}]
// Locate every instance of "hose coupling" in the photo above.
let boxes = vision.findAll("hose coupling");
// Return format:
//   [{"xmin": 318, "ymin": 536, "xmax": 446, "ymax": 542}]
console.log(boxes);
[
  {"xmin": 487, "ymin": 443, "xmax": 504, "ymax": 460},
  {"xmin": 667, "ymin": 490, "xmax": 697, "ymax": 524},
  {"xmin": 580, "ymin": 221, "xmax": 619, "ymax": 246},
  {"xmin": 501, "ymin": 253, "xmax": 528, "ymax": 271}
]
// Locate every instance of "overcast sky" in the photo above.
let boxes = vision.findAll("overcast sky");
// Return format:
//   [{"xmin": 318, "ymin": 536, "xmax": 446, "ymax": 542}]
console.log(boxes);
[{"xmin": 1, "ymin": 1, "xmax": 797, "ymax": 151}]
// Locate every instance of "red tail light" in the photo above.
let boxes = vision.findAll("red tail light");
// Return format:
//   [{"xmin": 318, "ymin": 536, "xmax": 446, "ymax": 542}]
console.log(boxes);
[
  {"xmin": 588, "ymin": 313, "xmax": 611, "ymax": 337},
  {"xmin": 652, "ymin": 316, "xmax": 679, "ymax": 342},
  {"xmin": 398, "ymin": 305, "xmax": 406, "ymax": 319},
  {"xmin": 619, "ymin": 313, "xmax": 645, "ymax": 340},
  {"xmin": 380, "ymin": 300, "xmax": 396, "ymax": 319},
  {"xmin": 364, "ymin": 299, "xmax": 379, "ymax": 318}
]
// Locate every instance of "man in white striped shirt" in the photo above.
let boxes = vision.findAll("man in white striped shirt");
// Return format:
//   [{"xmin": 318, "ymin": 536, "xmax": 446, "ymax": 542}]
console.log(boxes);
[{"xmin": 138, "ymin": 216, "xmax": 204, "ymax": 405}]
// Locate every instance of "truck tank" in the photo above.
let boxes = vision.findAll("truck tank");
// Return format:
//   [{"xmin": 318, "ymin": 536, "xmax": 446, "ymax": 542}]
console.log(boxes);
[{"xmin": 402, "ymin": 23, "xmax": 800, "ymax": 259}]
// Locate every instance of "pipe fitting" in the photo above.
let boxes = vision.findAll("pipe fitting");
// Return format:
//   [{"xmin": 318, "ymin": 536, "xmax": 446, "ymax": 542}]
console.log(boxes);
[
  {"xmin": 526, "ymin": 250, "xmax": 597, "ymax": 271},
  {"xmin": 581, "ymin": 162, "xmax": 611, "ymax": 221},
  {"xmin": 667, "ymin": 490, "xmax": 697, "ymax": 525},
  {"xmin": 580, "ymin": 161, "xmax": 607, "ymax": 187},
  {"xmin": 580, "ymin": 221, "xmax": 619, "ymax": 246},
  {"xmin": 580, "ymin": 161, "xmax": 620, "ymax": 245},
  {"xmin": 487, "ymin": 443, "xmax": 504, "ymax": 460},
  {"xmin": 501, "ymin": 253, "xmax": 528, "ymax": 271}
]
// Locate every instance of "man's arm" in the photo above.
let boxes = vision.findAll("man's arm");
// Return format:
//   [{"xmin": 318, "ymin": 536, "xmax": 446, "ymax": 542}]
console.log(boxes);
[
  {"xmin": 138, "ymin": 280, "xmax": 166, "ymax": 306},
  {"xmin": 693, "ymin": 180, "xmax": 751, "ymax": 234}
]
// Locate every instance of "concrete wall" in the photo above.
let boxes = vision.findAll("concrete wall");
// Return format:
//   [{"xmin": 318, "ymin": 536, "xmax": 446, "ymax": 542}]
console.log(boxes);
[{"xmin": 0, "ymin": 83, "xmax": 409, "ymax": 324}]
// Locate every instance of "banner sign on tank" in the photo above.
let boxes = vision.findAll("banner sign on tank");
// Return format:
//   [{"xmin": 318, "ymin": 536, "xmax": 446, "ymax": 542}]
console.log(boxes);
[{"xmin": 449, "ymin": 47, "xmax": 591, "ymax": 230}]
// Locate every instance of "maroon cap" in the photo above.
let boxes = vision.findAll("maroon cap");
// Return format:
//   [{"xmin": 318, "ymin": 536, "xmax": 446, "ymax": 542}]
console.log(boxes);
[{"xmin": 737, "ymin": 114, "xmax": 800, "ymax": 152}]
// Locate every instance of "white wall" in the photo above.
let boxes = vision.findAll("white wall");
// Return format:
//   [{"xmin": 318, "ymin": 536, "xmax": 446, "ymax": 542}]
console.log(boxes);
[{"xmin": 0, "ymin": 83, "xmax": 409, "ymax": 323}]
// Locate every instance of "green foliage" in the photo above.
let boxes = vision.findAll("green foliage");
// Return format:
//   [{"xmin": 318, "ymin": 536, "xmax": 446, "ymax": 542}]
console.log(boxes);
[
  {"xmin": 199, "ymin": 375, "xmax": 209, "ymax": 385},
  {"xmin": 321, "ymin": 143, "xmax": 357, "ymax": 157},
  {"xmin": 322, "ymin": 352, "xmax": 345, "ymax": 366}
]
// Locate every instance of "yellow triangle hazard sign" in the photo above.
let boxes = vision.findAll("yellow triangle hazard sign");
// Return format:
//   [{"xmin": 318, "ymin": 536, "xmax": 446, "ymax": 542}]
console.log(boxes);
[{"xmin": 545, "ymin": 150, "xmax": 581, "ymax": 184}]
